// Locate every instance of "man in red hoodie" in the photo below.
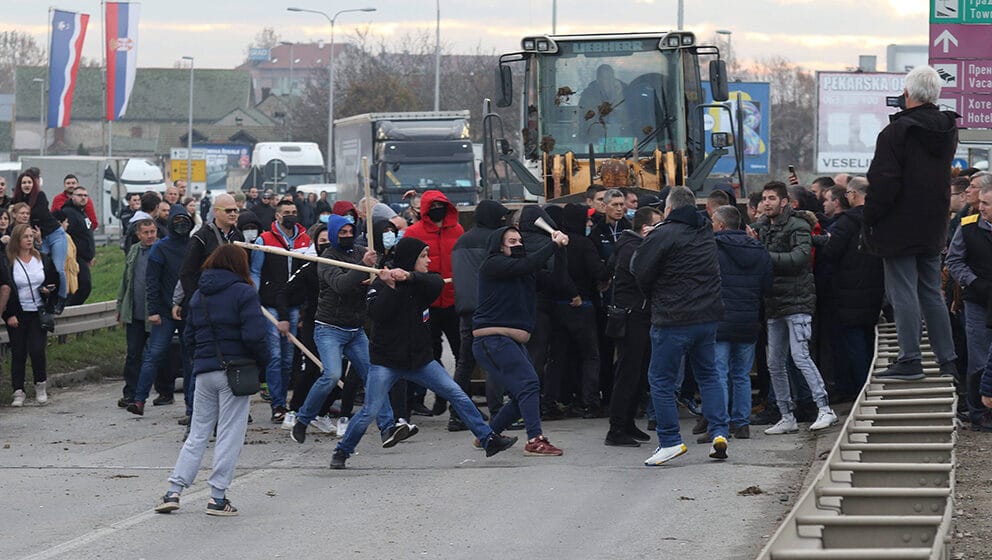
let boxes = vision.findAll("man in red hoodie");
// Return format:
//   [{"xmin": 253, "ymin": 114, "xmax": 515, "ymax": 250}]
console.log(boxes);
[{"xmin": 401, "ymin": 190, "xmax": 464, "ymax": 415}]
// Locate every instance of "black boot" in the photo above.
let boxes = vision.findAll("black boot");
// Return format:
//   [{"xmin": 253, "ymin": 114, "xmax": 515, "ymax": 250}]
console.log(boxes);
[{"xmin": 604, "ymin": 429, "xmax": 640, "ymax": 447}]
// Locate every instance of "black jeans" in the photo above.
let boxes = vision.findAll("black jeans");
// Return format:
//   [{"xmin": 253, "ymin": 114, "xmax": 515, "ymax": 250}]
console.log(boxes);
[
  {"xmin": 122, "ymin": 320, "xmax": 148, "ymax": 400},
  {"xmin": 609, "ymin": 310, "xmax": 651, "ymax": 431},
  {"xmin": 68, "ymin": 259, "xmax": 91, "ymax": 306},
  {"xmin": 7, "ymin": 311, "xmax": 47, "ymax": 391},
  {"xmin": 526, "ymin": 303, "xmax": 552, "ymax": 393},
  {"xmin": 548, "ymin": 303, "xmax": 600, "ymax": 407},
  {"xmin": 452, "ymin": 314, "xmax": 505, "ymax": 417}
]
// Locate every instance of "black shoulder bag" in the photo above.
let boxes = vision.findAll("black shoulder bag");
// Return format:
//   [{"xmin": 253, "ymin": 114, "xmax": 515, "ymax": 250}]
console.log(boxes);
[
  {"xmin": 604, "ymin": 270, "xmax": 628, "ymax": 339},
  {"xmin": 16, "ymin": 258, "xmax": 55, "ymax": 333},
  {"xmin": 202, "ymin": 295, "xmax": 260, "ymax": 396}
]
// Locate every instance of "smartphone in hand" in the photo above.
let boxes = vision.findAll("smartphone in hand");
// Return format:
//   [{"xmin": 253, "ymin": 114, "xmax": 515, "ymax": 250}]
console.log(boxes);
[{"xmin": 787, "ymin": 165, "xmax": 799, "ymax": 185}]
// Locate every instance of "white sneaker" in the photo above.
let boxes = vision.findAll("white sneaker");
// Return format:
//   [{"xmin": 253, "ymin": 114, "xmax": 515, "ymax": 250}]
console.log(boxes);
[
  {"xmin": 397, "ymin": 418, "xmax": 419, "ymax": 438},
  {"xmin": 764, "ymin": 415, "xmax": 799, "ymax": 435},
  {"xmin": 311, "ymin": 415, "xmax": 337, "ymax": 434},
  {"xmin": 35, "ymin": 382, "xmax": 47, "ymax": 405},
  {"xmin": 644, "ymin": 443, "xmax": 688, "ymax": 466},
  {"xmin": 336, "ymin": 416, "xmax": 350, "ymax": 439},
  {"xmin": 809, "ymin": 408, "xmax": 838, "ymax": 431},
  {"xmin": 280, "ymin": 411, "xmax": 297, "ymax": 430},
  {"xmin": 11, "ymin": 389, "xmax": 25, "ymax": 407}
]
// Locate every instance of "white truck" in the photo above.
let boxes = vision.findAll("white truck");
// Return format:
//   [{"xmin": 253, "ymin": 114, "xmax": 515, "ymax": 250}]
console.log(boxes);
[{"xmin": 240, "ymin": 142, "xmax": 325, "ymax": 195}]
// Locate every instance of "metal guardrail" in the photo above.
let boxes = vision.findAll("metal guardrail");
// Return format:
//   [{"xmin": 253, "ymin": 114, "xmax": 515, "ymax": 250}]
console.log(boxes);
[
  {"xmin": 0, "ymin": 301, "xmax": 118, "ymax": 344},
  {"xmin": 756, "ymin": 322, "xmax": 956, "ymax": 560}
]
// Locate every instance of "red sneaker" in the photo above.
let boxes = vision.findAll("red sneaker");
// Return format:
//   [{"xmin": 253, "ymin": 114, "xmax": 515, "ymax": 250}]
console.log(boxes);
[{"xmin": 523, "ymin": 435, "xmax": 563, "ymax": 456}]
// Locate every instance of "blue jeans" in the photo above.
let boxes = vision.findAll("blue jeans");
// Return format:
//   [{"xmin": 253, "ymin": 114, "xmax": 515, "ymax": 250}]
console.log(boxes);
[
  {"xmin": 963, "ymin": 301, "xmax": 990, "ymax": 420},
  {"xmin": 264, "ymin": 306, "xmax": 299, "ymax": 410},
  {"xmin": 474, "ymin": 334, "xmax": 543, "ymax": 440},
  {"xmin": 134, "ymin": 316, "xmax": 192, "ymax": 409},
  {"xmin": 298, "ymin": 324, "xmax": 393, "ymax": 429},
  {"xmin": 40, "ymin": 227, "xmax": 68, "ymax": 299},
  {"xmin": 767, "ymin": 314, "xmax": 829, "ymax": 414},
  {"xmin": 647, "ymin": 322, "xmax": 728, "ymax": 448},
  {"xmin": 336, "ymin": 360, "xmax": 494, "ymax": 455},
  {"xmin": 714, "ymin": 341, "xmax": 755, "ymax": 428}
]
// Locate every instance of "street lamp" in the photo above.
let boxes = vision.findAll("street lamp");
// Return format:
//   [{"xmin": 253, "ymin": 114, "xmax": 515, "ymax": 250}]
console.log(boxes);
[
  {"xmin": 434, "ymin": 0, "xmax": 440, "ymax": 111},
  {"xmin": 716, "ymin": 29, "xmax": 732, "ymax": 66},
  {"xmin": 32, "ymin": 78, "xmax": 45, "ymax": 156},
  {"xmin": 182, "ymin": 56, "xmax": 194, "ymax": 189},
  {"xmin": 288, "ymin": 6, "xmax": 376, "ymax": 181},
  {"xmin": 280, "ymin": 41, "xmax": 297, "ymax": 141}
]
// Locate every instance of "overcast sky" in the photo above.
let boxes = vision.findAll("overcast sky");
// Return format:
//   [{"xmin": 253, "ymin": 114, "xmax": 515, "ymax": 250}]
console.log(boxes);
[{"xmin": 4, "ymin": 0, "xmax": 929, "ymax": 71}]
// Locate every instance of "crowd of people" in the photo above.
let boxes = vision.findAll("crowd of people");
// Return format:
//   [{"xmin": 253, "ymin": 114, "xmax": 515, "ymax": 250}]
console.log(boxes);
[{"xmin": 7, "ymin": 65, "xmax": 983, "ymax": 517}]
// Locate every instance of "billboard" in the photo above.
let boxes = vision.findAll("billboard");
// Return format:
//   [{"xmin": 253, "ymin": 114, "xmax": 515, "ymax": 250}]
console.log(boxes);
[
  {"xmin": 815, "ymin": 72, "xmax": 904, "ymax": 174},
  {"xmin": 701, "ymin": 81, "xmax": 771, "ymax": 175}
]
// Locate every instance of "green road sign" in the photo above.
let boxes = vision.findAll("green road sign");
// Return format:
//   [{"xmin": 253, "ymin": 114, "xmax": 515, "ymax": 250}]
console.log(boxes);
[{"xmin": 932, "ymin": 0, "xmax": 992, "ymax": 24}]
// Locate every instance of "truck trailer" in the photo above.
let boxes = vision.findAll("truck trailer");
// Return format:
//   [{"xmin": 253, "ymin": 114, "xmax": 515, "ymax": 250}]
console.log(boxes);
[{"xmin": 334, "ymin": 111, "xmax": 478, "ymax": 206}]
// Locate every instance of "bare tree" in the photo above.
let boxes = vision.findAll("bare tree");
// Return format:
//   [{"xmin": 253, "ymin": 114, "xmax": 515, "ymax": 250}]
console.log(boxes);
[
  {"xmin": 743, "ymin": 57, "xmax": 816, "ymax": 179},
  {"xmin": 244, "ymin": 27, "xmax": 281, "ymax": 61},
  {"xmin": 0, "ymin": 31, "xmax": 46, "ymax": 93}
]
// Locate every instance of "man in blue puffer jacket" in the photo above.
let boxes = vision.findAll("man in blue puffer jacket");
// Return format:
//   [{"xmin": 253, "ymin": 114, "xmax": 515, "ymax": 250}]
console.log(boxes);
[{"xmin": 709, "ymin": 205, "xmax": 771, "ymax": 441}]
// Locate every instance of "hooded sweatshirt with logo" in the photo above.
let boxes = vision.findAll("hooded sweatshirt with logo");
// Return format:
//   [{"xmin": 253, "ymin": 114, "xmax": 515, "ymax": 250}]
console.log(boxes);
[{"xmin": 401, "ymin": 189, "xmax": 463, "ymax": 308}]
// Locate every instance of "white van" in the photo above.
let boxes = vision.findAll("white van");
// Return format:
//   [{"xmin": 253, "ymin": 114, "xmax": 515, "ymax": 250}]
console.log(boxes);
[
  {"xmin": 249, "ymin": 142, "xmax": 325, "ymax": 194},
  {"xmin": 294, "ymin": 183, "xmax": 338, "ymax": 203},
  {"xmin": 105, "ymin": 159, "xmax": 167, "ymax": 230}
]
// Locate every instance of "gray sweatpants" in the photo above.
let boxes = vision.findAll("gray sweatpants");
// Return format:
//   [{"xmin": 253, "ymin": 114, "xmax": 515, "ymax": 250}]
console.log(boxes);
[
  {"xmin": 882, "ymin": 254, "xmax": 956, "ymax": 365},
  {"xmin": 167, "ymin": 370, "xmax": 250, "ymax": 500}
]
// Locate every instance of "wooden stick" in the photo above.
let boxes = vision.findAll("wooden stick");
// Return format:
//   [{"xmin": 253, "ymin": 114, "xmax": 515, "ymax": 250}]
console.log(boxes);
[
  {"xmin": 362, "ymin": 156, "xmax": 375, "ymax": 252},
  {"xmin": 259, "ymin": 306, "xmax": 344, "ymax": 389},
  {"xmin": 235, "ymin": 241, "xmax": 453, "ymax": 282}
]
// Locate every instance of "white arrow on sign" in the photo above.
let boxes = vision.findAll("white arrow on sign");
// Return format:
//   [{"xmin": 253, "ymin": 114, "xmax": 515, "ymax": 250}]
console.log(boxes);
[{"xmin": 934, "ymin": 29, "xmax": 959, "ymax": 54}]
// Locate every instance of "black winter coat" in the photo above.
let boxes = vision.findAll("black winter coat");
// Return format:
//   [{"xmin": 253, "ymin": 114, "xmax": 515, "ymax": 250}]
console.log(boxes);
[
  {"xmin": 714, "ymin": 229, "xmax": 772, "ymax": 343},
  {"xmin": 631, "ymin": 206, "xmax": 723, "ymax": 327},
  {"xmin": 368, "ymin": 272, "xmax": 444, "ymax": 369},
  {"xmin": 314, "ymin": 244, "xmax": 372, "ymax": 328},
  {"xmin": 608, "ymin": 229, "xmax": 649, "ymax": 315},
  {"xmin": 62, "ymin": 202, "xmax": 95, "ymax": 261},
  {"xmin": 561, "ymin": 204, "xmax": 609, "ymax": 300},
  {"xmin": 451, "ymin": 200, "xmax": 512, "ymax": 316},
  {"xmin": 518, "ymin": 205, "xmax": 574, "ymax": 306},
  {"xmin": 820, "ymin": 206, "xmax": 885, "ymax": 326},
  {"xmin": 865, "ymin": 103, "xmax": 959, "ymax": 257},
  {"xmin": 179, "ymin": 222, "xmax": 244, "ymax": 309}
]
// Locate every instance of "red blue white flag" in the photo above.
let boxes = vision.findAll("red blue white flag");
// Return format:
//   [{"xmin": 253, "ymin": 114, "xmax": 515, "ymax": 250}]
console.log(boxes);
[
  {"xmin": 48, "ymin": 10, "xmax": 89, "ymax": 128},
  {"xmin": 105, "ymin": 2, "xmax": 139, "ymax": 121}
]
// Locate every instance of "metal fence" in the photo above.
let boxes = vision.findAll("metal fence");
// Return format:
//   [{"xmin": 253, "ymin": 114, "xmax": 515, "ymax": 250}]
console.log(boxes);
[{"xmin": 0, "ymin": 301, "xmax": 119, "ymax": 345}]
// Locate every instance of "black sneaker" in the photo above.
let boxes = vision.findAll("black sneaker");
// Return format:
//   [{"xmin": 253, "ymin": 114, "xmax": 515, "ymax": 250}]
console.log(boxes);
[
  {"xmin": 178, "ymin": 415, "xmax": 191, "ymax": 426},
  {"xmin": 291, "ymin": 421, "xmax": 307, "ymax": 444},
  {"xmin": 381, "ymin": 423, "xmax": 411, "ymax": 448},
  {"xmin": 205, "ymin": 497, "xmax": 238, "ymax": 516},
  {"xmin": 117, "ymin": 397, "xmax": 133, "ymax": 408},
  {"xmin": 938, "ymin": 361, "xmax": 958, "ymax": 377},
  {"xmin": 604, "ymin": 430, "xmax": 641, "ymax": 447},
  {"xmin": 676, "ymin": 395, "xmax": 702, "ymax": 417},
  {"xmin": 152, "ymin": 395, "xmax": 175, "ymax": 406},
  {"xmin": 732, "ymin": 425, "xmax": 750, "ymax": 439},
  {"xmin": 507, "ymin": 418, "xmax": 526, "ymax": 431},
  {"xmin": 126, "ymin": 401, "xmax": 145, "ymax": 416},
  {"xmin": 541, "ymin": 401, "xmax": 565, "ymax": 421},
  {"xmin": 330, "ymin": 449, "xmax": 349, "ymax": 469},
  {"xmin": 626, "ymin": 424, "xmax": 651, "ymax": 442},
  {"xmin": 271, "ymin": 406, "xmax": 287, "ymax": 423},
  {"xmin": 484, "ymin": 433, "xmax": 518, "ymax": 457},
  {"xmin": 647, "ymin": 419, "xmax": 657, "ymax": 431},
  {"xmin": 691, "ymin": 416, "xmax": 709, "ymax": 435},
  {"xmin": 409, "ymin": 403, "xmax": 434, "ymax": 416},
  {"xmin": 154, "ymin": 492, "xmax": 180, "ymax": 513},
  {"xmin": 447, "ymin": 416, "xmax": 468, "ymax": 432},
  {"xmin": 875, "ymin": 359, "xmax": 925, "ymax": 381}
]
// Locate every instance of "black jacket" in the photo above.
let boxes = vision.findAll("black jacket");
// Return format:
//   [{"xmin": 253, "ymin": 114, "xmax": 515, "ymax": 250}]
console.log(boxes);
[
  {"xmin": 255, "ymin": 205, "xmax": 276, "ymax": 232},
  {"xmin": 451, "ymin": 200, "xmax": 512, "ymax": 316},
  {"xmin": 25, "ymin": 192, "xmax": 61, "ymax": 237},
  {"xmin": 179, "ymin": 221, "xmax": 244, "ymax": 308},
  {"xmin": 714, "ymin": 229, "xmax": 772, "ymax": 343},
  {"xmin": 631, "ymin": 206, "xmax": 723, "ymax": 327},
  {"xmin": 314, "ymin": 214, "xmax": 370, "ymax": 328},
  {"xmin": 590, "ymin": 216, "xmax": 631, "ymax": 262},
  {"xmin": 819, "ymin": 205, "xmax": 884, "ymax": 326},
  {"xmin": 368, "ymin": 272, "xmax": 444, "ymax": 369},
  {"xmin": 3, "ymin": 254, "xmax": 57, "ymax": 319},
  {"xmin": 61, "ymin": 201, "xmax": 95, "ymax": 262},
  {"xmin": 865, "ymin": 103, "xmax": 959, "ymax": 257},
  {"xmin": 608, "ymin": 229, "xmax": 649, "ymax": 316},
  {"xmin": 561, "ymin": 204, "xmax": 609, "ymax": 300},
  {"xmin": 518, "ymin": 205, "xmax": 574, "ymax": 307}
]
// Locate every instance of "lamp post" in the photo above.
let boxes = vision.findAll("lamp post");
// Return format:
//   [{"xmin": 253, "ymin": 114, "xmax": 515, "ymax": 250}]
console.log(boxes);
[
  {"xmin": 716, "ymin": 29, "xmax": 732, "ymax": 67},
  {"xmin": 182, "ymin": 56, "xmax": 194, "ymax": 189},
  {"xmin": 552, "ymin": 0, "xmax": 556, "ymax": 33},
  {"xmin": 32, "ymin": 78, "xmax": 45, "ymax": 156},
  {"xmin": 288, "ymin": 6, "xmax": 376, "ymax": 181},
  {"xmin": 434, "ymin": 0, "xmax": 440, "ymax": 111},
  {"xmin": 280, "ymin": 41, "xmax": 297, "ymax": 141}
]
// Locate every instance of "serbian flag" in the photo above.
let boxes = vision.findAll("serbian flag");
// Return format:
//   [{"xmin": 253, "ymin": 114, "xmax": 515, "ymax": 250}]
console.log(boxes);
[
  {"xmin": 105, "ymin": 2, "xmax": 139, "ymax": 121},
  {"xmin": 48, "ymin": 10, "xmax": 89, "ymax": 129}
]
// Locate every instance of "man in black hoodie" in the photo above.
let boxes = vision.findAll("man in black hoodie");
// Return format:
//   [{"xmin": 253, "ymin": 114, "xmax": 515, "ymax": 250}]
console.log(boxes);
[
  {"xmin": 329, "ymin": 237, "xmax": 518, "ymax": 469},
  {"xmin": 865, "ymin": 66, "xmax": 959, "ymax": 381},
  {"xmin": 62, "ymin": 186, "xmax": 95, "ymax": 305},
  {"xmin": 549, "ymin": 203, "xmax": 608, "ymax": 417},
  {"xmin": 448, "ymin": 200, "xmax": 512, "ymax": 431}
]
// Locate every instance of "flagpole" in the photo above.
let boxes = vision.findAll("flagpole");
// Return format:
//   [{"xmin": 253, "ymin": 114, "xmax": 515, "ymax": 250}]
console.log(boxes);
[
  {"xmin": 101, "ymin": 1, "xmax": 107, "ymax": 156},
  {"xmin": 44, "ymin": 6, "xmax": 53, "ymax": 154}
]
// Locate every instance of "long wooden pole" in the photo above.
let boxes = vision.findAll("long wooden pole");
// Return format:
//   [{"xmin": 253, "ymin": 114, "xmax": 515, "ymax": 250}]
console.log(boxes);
[
  {"xmin": 235, "ymin": 241, "xmax": 452, "ymax": 282},
  {"xmin": 259, "ymin": 306, "xmax": 344, "ymax": 389},
  {"xmin": 361, "ymin": 156, "xmax": 375, "ymax": 251}
]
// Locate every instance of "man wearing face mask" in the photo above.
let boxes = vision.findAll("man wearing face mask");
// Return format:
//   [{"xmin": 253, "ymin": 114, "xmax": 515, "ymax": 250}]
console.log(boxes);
[
  {"xmin": 401, "ymin": 190, "xmax": 465, "ymax": 416},
  {"xmin": 250, "ymin": 200, "xmax": 313, "ymax": 423},
  {"xmin": 448, "ymin": 200, "xmax": 514, "ymax": 431},
  {"xmin": 128, "ymin": 207, "xmax": 195, "ymax": 417},
  {"xmin": 236, "ymin": 210, "xmax": 263, "ymax": 244},
  {"xmin": 473, "ymin": 225, "xmax": 570, "ymax": 456}
]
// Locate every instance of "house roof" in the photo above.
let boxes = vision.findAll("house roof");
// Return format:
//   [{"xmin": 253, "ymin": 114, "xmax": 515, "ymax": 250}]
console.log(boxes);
[
  {"xmin": 235, "ymin": 42, "xmax": 343, "ymax": 71},
  {"xmin": 14, "ymin": 66, "xmax": 254, "ymax": 123},
  {"xmin": 155, "ymin": 124, "xmax": 286, "ymax": 153}
]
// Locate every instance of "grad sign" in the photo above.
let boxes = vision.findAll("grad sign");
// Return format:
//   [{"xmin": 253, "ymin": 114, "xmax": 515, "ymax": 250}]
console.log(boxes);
[
  {"xmin": 815, "ymin": 72, "xmax": 904, "ymax": 174},
  {"xmin": 700, "ymin": 81, "xmax": 771, "ymax": 175}
]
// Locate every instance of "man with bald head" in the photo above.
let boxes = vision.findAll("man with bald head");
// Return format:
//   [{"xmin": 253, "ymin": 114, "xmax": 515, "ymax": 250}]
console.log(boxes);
[{"xmin": 178, "ymin": 192, "xmax": 245, "ymax": 314}]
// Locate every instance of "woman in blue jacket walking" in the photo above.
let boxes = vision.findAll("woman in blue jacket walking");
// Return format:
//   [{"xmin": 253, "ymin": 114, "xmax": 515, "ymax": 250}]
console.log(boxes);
[{"xmin": 155, "ymin": 244, "xmax": 269, "ymax": 516}]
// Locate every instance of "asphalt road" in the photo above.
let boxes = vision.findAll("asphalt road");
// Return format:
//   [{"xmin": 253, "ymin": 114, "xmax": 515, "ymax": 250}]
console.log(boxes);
[{"xmin": 0, "ymin": 379, "xmax": 833, "ymax": 560}]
